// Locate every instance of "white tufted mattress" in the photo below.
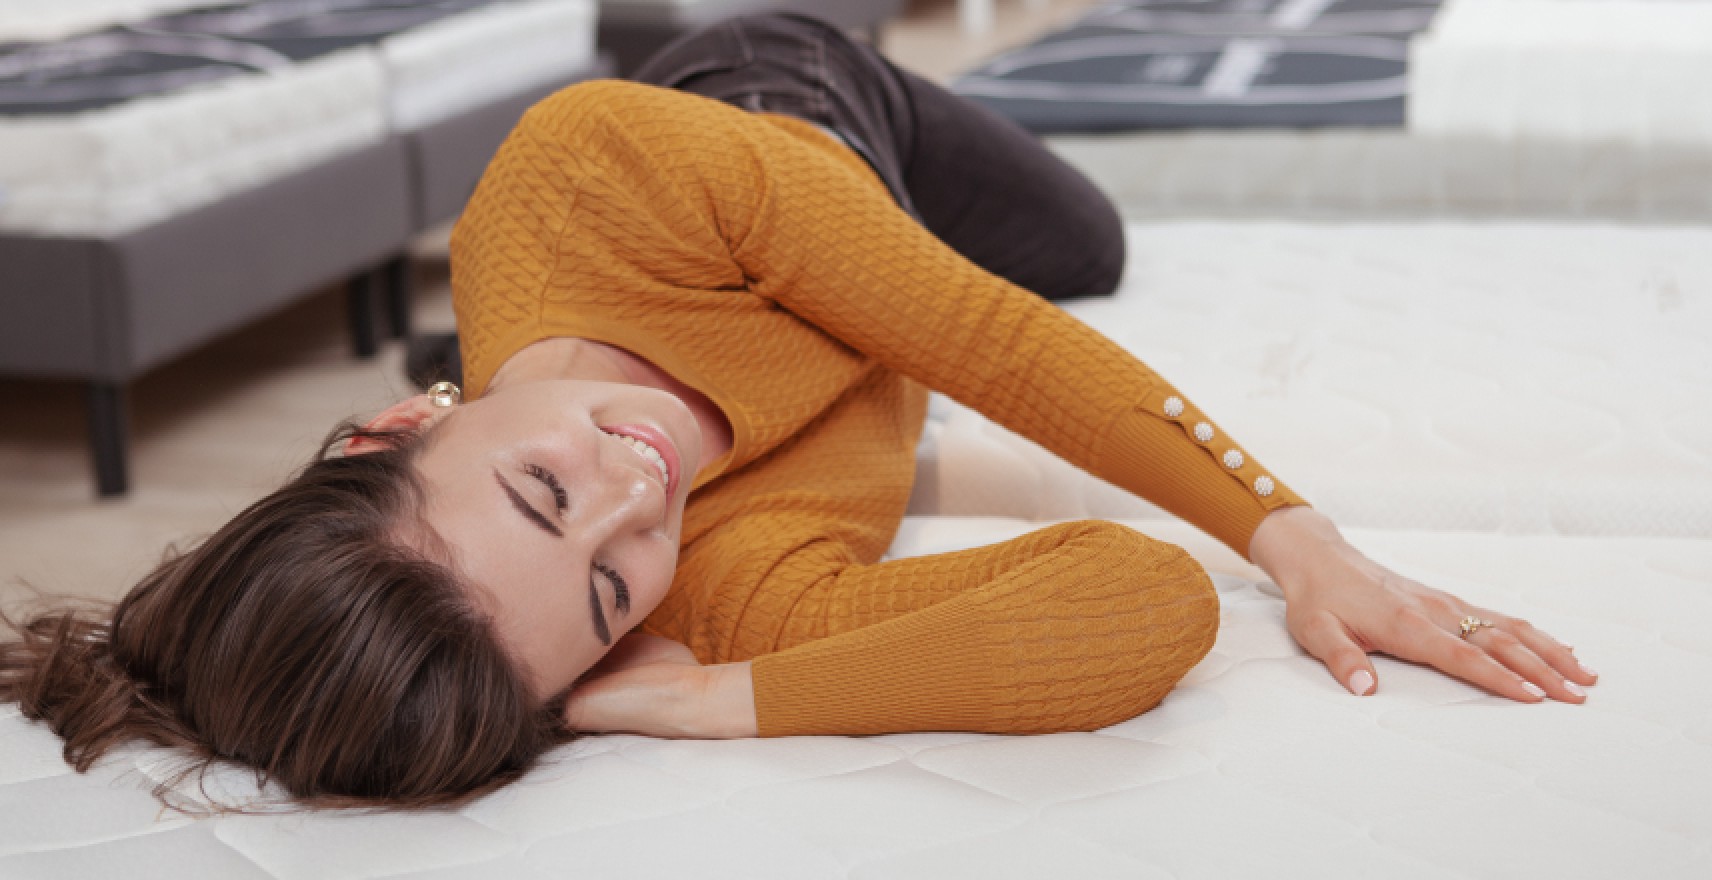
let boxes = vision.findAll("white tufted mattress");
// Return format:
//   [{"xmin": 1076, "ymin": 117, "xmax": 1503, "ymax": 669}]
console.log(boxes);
[
  {"xmin": 0, "ymin": 0, "xmax": 211, "ymax": 43},
  {"xmin": 0, "ymin": 0, "xmax": 597, "ymax": 237},
  {"xmin": 0, "ymin": 37, "xmax": 389, "ymax": 237},
  {"xmin": 378, "ymin": 0, "xmax": 597, "ymax": 133},
  {"xmin": 906, "ymin": 222, "xmax": 1712, "ymax": 539},
  {"xmin": 1, "ymin": 222, "xmax": 1709, "ymax": 876},
  {"xmin": 0, "ymin": 518, "xmax": 1706, "ymax": 877}
]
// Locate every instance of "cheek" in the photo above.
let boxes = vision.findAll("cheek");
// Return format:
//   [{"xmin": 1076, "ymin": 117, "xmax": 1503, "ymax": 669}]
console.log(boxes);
[{"xmin": 645, "ymin": 557, "xmax": 679, "ymax": 612}]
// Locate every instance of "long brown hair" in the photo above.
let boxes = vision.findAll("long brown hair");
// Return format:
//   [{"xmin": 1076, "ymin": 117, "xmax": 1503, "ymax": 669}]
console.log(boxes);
[{"xmin": 0, "ymin": 422, "xmax": 574, "ymax": 811}]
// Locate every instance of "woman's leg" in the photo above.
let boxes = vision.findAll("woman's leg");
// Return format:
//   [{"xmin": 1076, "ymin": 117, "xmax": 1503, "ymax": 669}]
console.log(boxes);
[
  {"xmin": 888, "ymin": 62, "xmax": 1128, "ymax": 302},
  {"xmin": 631, "ymin": 12, "xmax": 1127, "ymax": 302}
]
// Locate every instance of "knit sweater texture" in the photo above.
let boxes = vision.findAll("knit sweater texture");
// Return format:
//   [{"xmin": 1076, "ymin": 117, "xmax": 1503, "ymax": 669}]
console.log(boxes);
[{"xmin": 450, "ymin": 79, "xmax": 1311, "ymax": 737}]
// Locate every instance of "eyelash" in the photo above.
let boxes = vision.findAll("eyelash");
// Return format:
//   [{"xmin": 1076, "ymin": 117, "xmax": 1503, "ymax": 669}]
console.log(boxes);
[
  {"xmin": 527, "ymin": 462, "xmax": 630, "ymax": 613},
  {"xmin": 524, "ymin": 462, "xmax": 568, "ymax": 511},
  {"xmin": 595, "ymin": 562, "xmax": 631, "ymax": 613}
]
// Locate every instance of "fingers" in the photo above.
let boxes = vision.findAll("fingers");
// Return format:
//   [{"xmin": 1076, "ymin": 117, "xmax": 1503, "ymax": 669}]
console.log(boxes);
[
  {"xmin": 1383, "ymin": 611, "xmax": 1546, "ymax": 702},
  {"xmin": 1473, "ymin": 614, "xmax": 1598, "ymax": 703},
  {"xmin": 1468, "ymin": 626, "xmax": 1586, "ymax": 704},
  {"xmin": 1388, "ymin": 609, "xmax": 1593, "ymax": 704},
  {"xmin": 1295, "ymin": 610, "xmax": 1378, "ymax": 696},
  {"xmin": 1492, "ymin": 614, "xmax": 1599, "ymax": 690}
]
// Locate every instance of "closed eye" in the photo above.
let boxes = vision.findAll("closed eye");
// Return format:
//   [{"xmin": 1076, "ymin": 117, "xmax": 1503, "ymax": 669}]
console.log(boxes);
[
  {"xmin": 596, "ymin": 562, "xmax": 630, "ymax": 615},
  {"xmin": 525, "ymin": 462, "xmax": 568, "ymax": 512}
]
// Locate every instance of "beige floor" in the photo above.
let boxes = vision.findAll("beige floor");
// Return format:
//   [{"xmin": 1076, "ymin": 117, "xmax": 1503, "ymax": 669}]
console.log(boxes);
[{"xmin": 0, "ymin": 0, "xmax": 1104, "ymax": 609}]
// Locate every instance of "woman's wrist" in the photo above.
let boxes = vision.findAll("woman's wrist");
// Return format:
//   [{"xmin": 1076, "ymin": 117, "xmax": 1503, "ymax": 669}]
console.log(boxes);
[
  {"xmin": 696, "ymin": 661, "xmax": 758, "ymax": 738},
  {"xmin": 1247, "ymin": 505, "xmax": 1355, "ymax": 600}
]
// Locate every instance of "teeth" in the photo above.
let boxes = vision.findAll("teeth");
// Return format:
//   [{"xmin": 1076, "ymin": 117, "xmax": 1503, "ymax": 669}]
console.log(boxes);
[{"xmin": 605, "ymin": 431, "xmax": 669, "ymax": 486}]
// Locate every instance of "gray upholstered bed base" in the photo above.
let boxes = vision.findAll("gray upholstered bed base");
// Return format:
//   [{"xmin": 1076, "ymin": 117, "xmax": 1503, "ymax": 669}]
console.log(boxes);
[
  {"xmin": 1, "ymin": 137, "xmax": 414, "ymax": 496},
  {"xmin": 0, "ymin": 58, "xmax": 612, "ymax": 498},
  {"xmin": 407, "ymin": 63, "xmax": 613, "ymax": 233}
]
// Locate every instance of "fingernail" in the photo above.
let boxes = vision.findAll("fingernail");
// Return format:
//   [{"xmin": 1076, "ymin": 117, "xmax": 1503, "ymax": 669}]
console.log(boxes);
[
  {"xmin": 1578, "ymin": 660, "xmax": 1598, "ymax": 678},
  {"xmin": 1348, "ymin": 669, "xmax": 1374, "ymax": 696},
  {"xmin": 1563, "ymin": 681, "xmax": 1585, "ymax": 698},
  {"xmin": 1522, "ymin": 681, "xmax": 1546, "ymax": 699}
]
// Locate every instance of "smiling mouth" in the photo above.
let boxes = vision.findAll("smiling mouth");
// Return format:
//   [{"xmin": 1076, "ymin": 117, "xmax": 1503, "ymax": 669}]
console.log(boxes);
[{"xmin": 600, "ymin": 428, "xmax": 673, "ymax": 493}]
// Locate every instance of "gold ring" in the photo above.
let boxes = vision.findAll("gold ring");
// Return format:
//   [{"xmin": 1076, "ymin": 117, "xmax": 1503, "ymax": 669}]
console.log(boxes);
[
  {"xmin": 427, "ymin": 381, "xmax": 462, "ymax": 409},
  {"xmin": 1459, "ymin": 615, "xmax": 1494, "ymax": 639}
]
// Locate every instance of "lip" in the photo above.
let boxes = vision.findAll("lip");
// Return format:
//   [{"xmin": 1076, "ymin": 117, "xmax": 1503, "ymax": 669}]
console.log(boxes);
[{"xmin": 598, "ymin": 423, "xmax": 681, "ymax": 498}]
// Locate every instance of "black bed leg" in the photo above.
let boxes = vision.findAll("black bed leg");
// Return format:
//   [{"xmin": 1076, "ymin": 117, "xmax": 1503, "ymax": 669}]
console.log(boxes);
[
  {"xmin": 383, "ymin": 255, "xmax": 412, "ymax": 340},
  {"xmin": 347, "ymin": 270, "xmax": 379, "ymax": 359},
  {"xmin": 88, "ymin": 381, "xmax": 129, "ymax": 498}
]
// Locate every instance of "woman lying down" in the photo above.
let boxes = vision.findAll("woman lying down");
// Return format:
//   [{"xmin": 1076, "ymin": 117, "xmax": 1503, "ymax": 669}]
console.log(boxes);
[{"xmin": 1, "ymin": 13, "xmax": 1597, "ymax": 809}]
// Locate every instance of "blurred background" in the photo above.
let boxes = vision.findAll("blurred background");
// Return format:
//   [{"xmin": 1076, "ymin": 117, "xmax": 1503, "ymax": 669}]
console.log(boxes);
[{"xmin": 2, "ymin": 0, "xmax": 1709, "ymax": 606}]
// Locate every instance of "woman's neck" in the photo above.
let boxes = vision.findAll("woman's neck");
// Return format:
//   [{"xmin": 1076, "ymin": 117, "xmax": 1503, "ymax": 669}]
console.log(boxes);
[
  {"xmin": 486, "ymin": 336, "xmax": 735, "ymax": 480},
  {"xmin": 487, "ymin": 337, "xmax": 639, "ymax": 390}
]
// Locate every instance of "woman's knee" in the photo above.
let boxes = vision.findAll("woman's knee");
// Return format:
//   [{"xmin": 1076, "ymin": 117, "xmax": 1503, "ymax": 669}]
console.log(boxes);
[
  {"xmin": 1063, "ymin": 200, "xmax": 1127, "ymax": 300},
  {"xmin": 1086, "ymin": 521, "xmax": 1220, "ymax": 658}
]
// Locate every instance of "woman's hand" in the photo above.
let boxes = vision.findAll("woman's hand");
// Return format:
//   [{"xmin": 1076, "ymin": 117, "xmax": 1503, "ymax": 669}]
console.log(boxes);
[
  {"xmin": 1248, "ymin": 506, "xmax": 1600, "ymax": 702},
  {"xmin": 562, "ymin": 631, "xmax": 757, "ymax": 738}
]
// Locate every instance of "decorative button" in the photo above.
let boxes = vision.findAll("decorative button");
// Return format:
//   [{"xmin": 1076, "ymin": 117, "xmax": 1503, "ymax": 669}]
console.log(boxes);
[
  {"xmin": 1163, "ymin": 396, "xmax": 1184, "ymax": 418},
  {"xmin": 1223, "ymin": 449, "xmax": 1244, "ymax": 469},
  {"xmin": 1255, "ymin": 475, "xmax": 1275, "ymax": 496},
  {"xmin": 1194, "ymin": 422, "xmax": 1214, "ymax": 443}
]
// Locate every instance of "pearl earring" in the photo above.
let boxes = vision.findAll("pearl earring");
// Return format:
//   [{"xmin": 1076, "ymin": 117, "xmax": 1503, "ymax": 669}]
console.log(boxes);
[{"xmin": 427, "ymin": 381, "xmax": 462, "ymax": 408}]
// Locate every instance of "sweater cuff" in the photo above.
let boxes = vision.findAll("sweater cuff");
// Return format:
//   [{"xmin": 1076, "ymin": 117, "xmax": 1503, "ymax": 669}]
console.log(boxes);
[
  {"xmin": 1098, "ymin": 398, "xmax": 1310, "ymax": 563},
  {"xmin": 750, "ymin": 596, "xmax": 999, "ymax": 737}
]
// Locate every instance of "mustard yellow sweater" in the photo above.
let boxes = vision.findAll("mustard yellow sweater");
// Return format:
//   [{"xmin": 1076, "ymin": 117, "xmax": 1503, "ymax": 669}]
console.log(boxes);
[{"xmin": 451, "ymin": 80, "xmax": 1310, "ymax": 737}]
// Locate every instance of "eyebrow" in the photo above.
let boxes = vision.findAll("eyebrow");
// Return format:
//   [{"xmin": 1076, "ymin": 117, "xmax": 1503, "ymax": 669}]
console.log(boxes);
[
  {"xmin": 494, "ymin": 471, "xmax": 562, "ymax": 537},
  {"xmin": 493, "ymin": 470, "xmax": 611, "ymax": 646},
  {"xmin": 588, "ymin": 579, "xmax": 611, "ymax": 646}
]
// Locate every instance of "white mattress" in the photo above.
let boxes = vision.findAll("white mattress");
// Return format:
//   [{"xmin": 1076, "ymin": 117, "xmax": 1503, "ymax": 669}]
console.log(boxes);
[
  {"xmin": 907, "ymin": 222, "xmax": 1712, "ymax": 539},
  {"xmin": 0, "ymin": 41, "xmax": 388, "ymax": 237},
  {"xmin": 1409, "ymin": 0, "xmax": 1712, "ymax": 145},
  {"xmin": 1045, "ymin": 129, "xmax": 1712, "ymax": 221},
  {"xmin": 0, "ymin": 1, "xmax": 210, "ymax": 43},
  {"xmin": 0, "ymin": 0, "xmax": 597, "ymax": 237},
  {"xmin": 380, "ymin": 0, "xmax": 597, "ymax": 133},
  {"xmin": 1, "ymin": 222, "xmax": 1708, "ymax": 875},
  {"xmin": 0, "ymin": 519, "xmax": 1706, "ymax": 878}
]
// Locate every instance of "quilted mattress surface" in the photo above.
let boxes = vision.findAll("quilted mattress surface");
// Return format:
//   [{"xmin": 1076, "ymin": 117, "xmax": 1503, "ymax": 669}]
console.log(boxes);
[
  {"xmin": 953, "ymin": 0, "xmax": 1444, "ymax": 132},
  {"xmin": 0, "ymin": 1, "xmax": 211, "ymax": 43},
  {"xmin": 907, "ymin": 222, "xmax": 1712, "ymax": 539},
  {"xmin": 0, "ymin": 29, "xmax": 388, "ymax": 236},
  {"xmin": 0, "ymin": 520, "xmax": 1706, "ymax": 878},
  {"xmin": 0, "ymin": 0, "xmax": 596, "ymax": 236},
  {"xmin": 1, "ymin": 221, "xmax": 1707, "ymax": 876}
]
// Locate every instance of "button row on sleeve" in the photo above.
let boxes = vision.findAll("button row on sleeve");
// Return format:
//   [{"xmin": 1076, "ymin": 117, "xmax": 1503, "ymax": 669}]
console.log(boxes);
[{"xmin": 1161, "ymin": 395, "xmax": 1276, "ymax": 500}]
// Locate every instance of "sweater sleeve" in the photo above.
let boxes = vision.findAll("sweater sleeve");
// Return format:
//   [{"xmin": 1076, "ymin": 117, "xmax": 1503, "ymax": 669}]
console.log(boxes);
[
  {"xmin": 714, "ymin": 109, "xmax": 1310, "ymax": 564},
  {"xmin": 662, "ymin": 514, "xmax": 1221, "ymax": 737}
]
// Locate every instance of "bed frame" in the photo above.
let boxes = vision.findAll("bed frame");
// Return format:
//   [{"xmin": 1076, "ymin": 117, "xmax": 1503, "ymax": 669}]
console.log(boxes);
[{"xmin": 0, "ymin": 57, "xmax": 613, "ymax": 498}]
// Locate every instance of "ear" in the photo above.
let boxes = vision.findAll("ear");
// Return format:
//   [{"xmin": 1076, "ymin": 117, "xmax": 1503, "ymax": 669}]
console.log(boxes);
[{"xmin": 344, "ymin": 394, "xmax": 443, "ymax": 456}]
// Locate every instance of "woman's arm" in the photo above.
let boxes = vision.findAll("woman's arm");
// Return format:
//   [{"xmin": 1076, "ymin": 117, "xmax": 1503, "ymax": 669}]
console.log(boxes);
[
  {"xmin": 717, "ymin": 515, "xmax": 1215, "ymax": 737},
  {"xmin": 700, "ymin": 661, "xmax": 758, "ymax": 738},
  {"xmin": 561, "ymin": 631, "xmax": 758, "ymax": 738},
  {"xmin": 695, "ymin": 96, "xmax": 1305, "ymax": 563},
  {"xmin": 468, "ymin": 81, "xmax": 1301, "ymax": 561}
]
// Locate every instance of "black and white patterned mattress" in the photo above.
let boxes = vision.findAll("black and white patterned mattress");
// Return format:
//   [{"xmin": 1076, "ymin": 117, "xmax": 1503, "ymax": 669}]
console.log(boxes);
[
  {"xmin": 954, "ymin": 0, "xmax": 1444, "ymax": 132},
  {"xmin": 0, "ymin": 0, "xmax": 596, "ymax": 236}
]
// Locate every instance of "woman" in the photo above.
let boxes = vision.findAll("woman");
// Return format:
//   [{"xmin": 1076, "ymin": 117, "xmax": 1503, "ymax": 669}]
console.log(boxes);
[{"xmin": 2, "ymin": 13, "xmax": 1596, "ymax": 809}]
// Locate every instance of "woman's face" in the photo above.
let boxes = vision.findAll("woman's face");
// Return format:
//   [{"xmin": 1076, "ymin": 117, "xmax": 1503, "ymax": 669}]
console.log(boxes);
[{"xmin": 405, "ymin": 378, "xmax": 702, "ymax": 702}]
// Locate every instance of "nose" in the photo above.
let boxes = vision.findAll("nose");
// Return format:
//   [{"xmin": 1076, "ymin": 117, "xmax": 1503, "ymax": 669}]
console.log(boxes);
[{"xmin": 578, "ymin": 430, "xmax": 670, "ymax": 534}]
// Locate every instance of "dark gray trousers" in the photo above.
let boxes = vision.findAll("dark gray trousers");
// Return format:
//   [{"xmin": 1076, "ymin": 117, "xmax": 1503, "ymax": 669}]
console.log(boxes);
[{"xmin": 632, "ymin": 11, "xmax": 1126, "ymax": 302}]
